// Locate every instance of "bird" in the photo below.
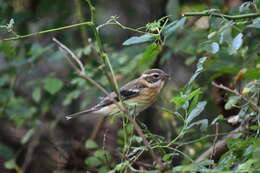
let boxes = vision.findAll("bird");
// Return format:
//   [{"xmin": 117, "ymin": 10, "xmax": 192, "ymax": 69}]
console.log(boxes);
[{"xmin": 65, "ymin": 69, "xmax": 169, "ymax": 120}]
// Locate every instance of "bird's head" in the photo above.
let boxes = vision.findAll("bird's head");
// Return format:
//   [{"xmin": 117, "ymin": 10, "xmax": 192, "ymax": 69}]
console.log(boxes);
[{"xmin": 140, "ymin": 69, "xmax": 170, "ymax": 88}]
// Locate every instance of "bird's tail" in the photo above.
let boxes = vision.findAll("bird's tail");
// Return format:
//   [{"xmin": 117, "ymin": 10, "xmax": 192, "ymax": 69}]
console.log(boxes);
[{"xmin": 65, "ymin": 108, "xmax": 96, "ymax": 120}]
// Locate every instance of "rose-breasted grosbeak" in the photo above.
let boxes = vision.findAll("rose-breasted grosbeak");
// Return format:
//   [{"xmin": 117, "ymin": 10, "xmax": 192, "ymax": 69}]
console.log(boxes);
[{"xmin": 66, "ymin": 69, "xmax": 169, "ymax": 120}]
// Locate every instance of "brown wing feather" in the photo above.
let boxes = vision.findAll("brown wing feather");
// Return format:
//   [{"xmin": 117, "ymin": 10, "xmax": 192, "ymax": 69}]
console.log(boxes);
[
  {"xmin": 94, "ymin": 79, "xmax": 145, "ymax": 110},
  {"xmin": 65, "ymin": 79, "xmax": 145, "ymax": 120}
]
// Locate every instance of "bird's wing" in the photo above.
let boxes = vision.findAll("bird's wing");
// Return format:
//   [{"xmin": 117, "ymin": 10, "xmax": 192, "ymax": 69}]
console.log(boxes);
[
  {"xmin": 94, "ymin": 79, "xmax": 145, "ymax": 110},
  {"xmin": 65, "ymin": 79, "xmax": 145, "ymax": 120}
]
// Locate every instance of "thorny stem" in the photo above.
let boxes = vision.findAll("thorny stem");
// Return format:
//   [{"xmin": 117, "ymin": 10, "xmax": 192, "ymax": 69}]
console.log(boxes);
[{"xmin": 183, "ymin": 12, "xmax": 260, "ymax": 20}]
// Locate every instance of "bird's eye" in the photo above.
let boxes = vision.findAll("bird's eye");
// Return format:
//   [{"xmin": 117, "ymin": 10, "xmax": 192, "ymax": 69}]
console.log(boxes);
[{"xmin": 153, "ymin": 74, "xmax": 160, "ymax": 78}]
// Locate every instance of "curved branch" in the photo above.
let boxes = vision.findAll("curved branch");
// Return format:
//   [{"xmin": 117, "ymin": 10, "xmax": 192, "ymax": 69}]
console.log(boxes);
[{"xmin": 183, "ymin": 12, "xmax": 260, "ymax": 20}]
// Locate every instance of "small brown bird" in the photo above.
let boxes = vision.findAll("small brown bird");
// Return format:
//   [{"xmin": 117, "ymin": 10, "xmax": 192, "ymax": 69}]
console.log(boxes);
[{"xmin": 66, "ymin": 69, "xmax": 169, "ymax": 120}]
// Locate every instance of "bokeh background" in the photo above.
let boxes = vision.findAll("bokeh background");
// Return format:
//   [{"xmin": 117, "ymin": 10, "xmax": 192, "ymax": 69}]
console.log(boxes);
[{"xmin": 0, "ymin": 0, "xmax": 260, "ymax": 172}]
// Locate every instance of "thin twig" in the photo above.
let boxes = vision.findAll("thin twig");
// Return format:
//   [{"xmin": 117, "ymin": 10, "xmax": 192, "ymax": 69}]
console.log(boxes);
[
  {"xmin": 183, "ymin": 12, "xmax": 260, "ymax": 20},
  {"xmin": 1, "ymin": 22, "xmax": 93, "ymax": 42},
  {"xmin": 210, "ymin": 123, "xmax": 219, "ymax": 161},
  {"xmin": 212, "ymin": 82, "xmax": 260, "ymax": 113},
  {"xmin": 53, "ymin": 38, "xmax": 84, "ymax": 72},
  {"xmin": 90, "ymin": 117, "xmax": 107, "ymax": 140},
  {"xmin": 52, "ymin": 38, "xmax": 121, "ymax": 110},
  {"xmin": 128, "ymin": 117, "xmax": 164, "ymax": 168}
]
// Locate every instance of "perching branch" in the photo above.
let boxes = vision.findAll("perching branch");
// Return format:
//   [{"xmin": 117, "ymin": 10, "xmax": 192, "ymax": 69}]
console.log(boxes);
[
  {"xmin": 212, "ymin": 82, "xmax": 260, "ymax": 113},
  {"xmin": 183, "ymin": 12, "xmax": 260, "ymax": 20}
]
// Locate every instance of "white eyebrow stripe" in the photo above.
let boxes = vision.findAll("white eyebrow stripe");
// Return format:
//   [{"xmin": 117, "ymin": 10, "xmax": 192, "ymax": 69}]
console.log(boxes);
[
  {"xmin": 142, "ymin": 73, "xmax": 159, "ymax": 78},
  {"xmin": 150, "ymin": 73, "xmax": 159, "ymax": 76}
]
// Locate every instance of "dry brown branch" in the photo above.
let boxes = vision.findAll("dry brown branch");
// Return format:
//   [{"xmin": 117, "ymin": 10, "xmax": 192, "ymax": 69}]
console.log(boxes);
[
  {"xmin": 195, "ymin": 118, "xmax": 249, "ymax": 163},
  {"xmin": 22, "ymin": 124, "xmax": 47, "ymax": 172},
  {"xmin": 212, "ymin": 82, "xmax": 260, "ymax": 113},
  {"xmin": 90, "ymin": 116, "xmax": 107, "ymax": 140}
]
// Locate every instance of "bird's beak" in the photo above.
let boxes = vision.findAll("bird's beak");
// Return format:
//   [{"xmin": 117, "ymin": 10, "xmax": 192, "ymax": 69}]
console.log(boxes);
[{"xmin": 163, "ymin": 73, "xmax": 170, "ymax": 80}]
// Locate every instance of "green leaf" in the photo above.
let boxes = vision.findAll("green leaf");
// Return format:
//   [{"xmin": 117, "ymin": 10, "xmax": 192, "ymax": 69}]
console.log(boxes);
[
  {"xmin": 187, "ymin": 119, "xmax": 208, "ymax": 131},
  {"xmin": 170, "ymin": 88, "xmax": 201, "ymax": 107},
  {"xmin": 0, "ymin": 42, "xmax": 16, "ymax": 60},
  {"xmin": 237, "ymin": 159, "xmax": 257, "ymax": 171},
  {"xmin": 138, "ymin": 43, "xmax": 161, "ymax": 71},
  {"xmin": 166, "ymin": 0, "xmax": 180, "ymax": 20},
  {"xmin": 198, "ymin": 159, "xmax": 214, "ymax": 167},
  {"xmin": 244, "ymin": 68, "xmax": 260, "ymax": 79},
  {"xmin": 85, "ymin": 156, "xmax": 102, "ymax": 168},
  {"xmin": 0, "ymin": 143, "xmax": 13, "ymax": 160},
  {"xmin": 94, "ymin": 150, "xmax": 111, "ymax": 162},
  {"xmin": 0, "ymin": 88, "xmax": 14, "ymax": 102},
  {"xmin": 229, "ymin": 33, "xmax": 243, "ymax": 54},
  {"xmin": 232, "ymin": 33, "xmax": 243, "ymax": 50},
  {"xmin": 32, "ymin": 88, "xmax": 41, "ymax": 102},
  {"xmin": 122, "ymin": 34, "xmax": 156, "ymax": 46},
  {"xmin": 170, "ymin": 96, "xmax": 186, "ymax": 105},
  {"xmin": 62, "ymin": 90, "xmax": 80, "ymax": 106},
  {"xmin": 247, "ymin": 17, "xmax": 260, "ymax": 28},
  {"xmin": 42, "ymin": 77, "xmax": 63, "ymax": 95},
  {"xmin": 250, "ymin": 125, "xmax": 260, "ymax": 130},
  {"xmin": 200, "ymin": 41, "xmax": 219, "ymax": 54},
  {"xmin": 163, "ymin": 154, "xmax": 171, "ymax": 161},
  {"xmin": 4, "ymin": 159, "xmax": 17, "ymax": 169},
  {"xmin": 239, "ymin": 2, "xmax": 252, "ymax": 12},
  {"xmin": 21, "ymin": 128, "xmax": 35, "ymax": 144},
  {"xmin": 186, "ymin": 101, "xmax": 207, "ymax": 124},
  {"xmin": 98, "ymin": 166, "xmax": 109, "ymax": 173},
  {"xmin": 146, "ymin": 21, "xmax": 160, "ymax": 32},
  {"xmin": 162, "ymin": 108, "xmax": 185, "ymax": 122},
  {"xmin": 85, "ymin": 139, "xmax": 98, "ymax": 149},
  {"xmin": 11, "ymin": 44, "xmax": 53, "ymax": 66},
  {"xmin": 188, "ymin": 92, "xmax": 200, "ymax": 113},
  {"xmin": 162, "ymin": 17, "xmax": 186, "ymax": 38},
  {"xmin": 211, "ymin": 114, "xmax": 225, "ymax": 125},
  {"xmin": 188, "ymin": 88, "xmax": 201, "ymax": 100},
  {"xmin": 211, "ymin": 42, "xmax": 219, "ymax": 53},
  {"xmin": 83, "ymin": 45, "xmax": 92, "ymax": 55},
  {"xmin": 224, "ymin": 96, "xmax": 241, "ymax": 110},
  {"xmin": 188, "ymin": 57, "xmax": 207, "ymax": 85},
  {"xmin": 219, "ymin": 26, "xmax": 232, "ymax": 44}
]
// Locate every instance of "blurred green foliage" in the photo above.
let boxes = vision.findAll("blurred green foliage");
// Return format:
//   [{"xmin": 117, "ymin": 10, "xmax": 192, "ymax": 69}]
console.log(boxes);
[{"xmin": 0, "ymin": 0, "xmax": 260, "ymax": 172}]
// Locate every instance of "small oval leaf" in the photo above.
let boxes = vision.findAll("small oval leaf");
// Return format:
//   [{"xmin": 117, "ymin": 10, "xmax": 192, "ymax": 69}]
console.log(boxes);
[
  {"xmin": 123, "ymin": 34, "xmax": 155, "ymax": 46},
  {"xmin": 232, "ymin": 33, "xmax": 243, "ymax": 50},
  {"xmin": 186, "ymin": 101, "xmax": 207, "ymax": 124},
  {"xmin": 162, "ymin": 17, "xmax": 186, "ymax": 38}
]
